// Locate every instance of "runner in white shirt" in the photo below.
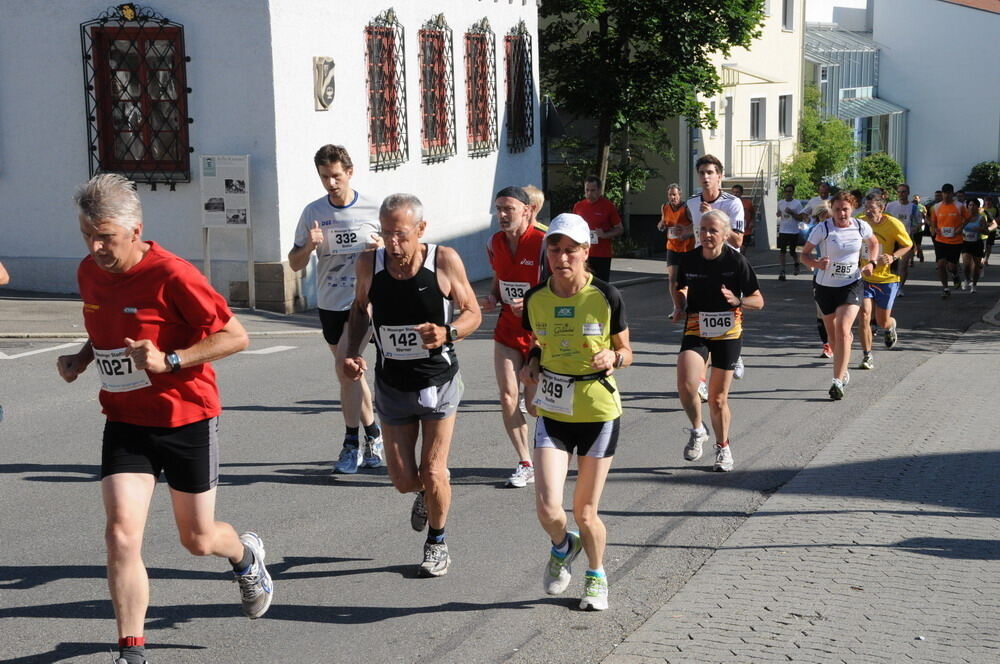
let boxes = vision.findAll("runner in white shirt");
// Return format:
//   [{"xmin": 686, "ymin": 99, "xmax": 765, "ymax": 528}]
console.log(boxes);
[
  {"xmin": 806, "ymin": 182, "xmax": 832, "ymax": 224},
  {"xmin": 800, "ymin": 191, "xmax": 879, "ymax": 401},
  {"xmin": 776, "ymin": 183, "xmax": 807, "ymax": 280},
  {"xmin": 684, "ymin": 155, "xmax": 747, "ymax": 379},
  {"xmin": 885, "ymin": 183, "xmax": 923, "ymax": 294},
  {"xmin": 288, "ymin": 145, "xmax": 384, "ymax": 474}
]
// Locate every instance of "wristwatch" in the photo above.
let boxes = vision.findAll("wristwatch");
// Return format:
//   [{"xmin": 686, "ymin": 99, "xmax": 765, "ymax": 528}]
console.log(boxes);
[
  {"xmin": 165, "ymin": 351, "xmax": 182, "ymax": 373},
  {"xmin": 445, "ymin": 324, "xmax": 459, "ymax": 343}
]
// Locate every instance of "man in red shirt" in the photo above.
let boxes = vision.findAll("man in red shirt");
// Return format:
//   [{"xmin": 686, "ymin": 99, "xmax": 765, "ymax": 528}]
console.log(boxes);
[
  {"xmin": 56, "ymin": 174, "xmax": 270, "ymax": 664},
  {"xmin": 572, "ymin": 175, "xmax": 623, "ymax": 282},
  {"xmin": 480, "ymin": 186, "xmax": 547, "ymax": 487}
]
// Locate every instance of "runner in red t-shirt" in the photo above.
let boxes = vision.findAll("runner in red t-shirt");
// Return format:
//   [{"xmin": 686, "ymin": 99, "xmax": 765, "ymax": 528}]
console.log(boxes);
[
  {"xmin": 480, "ymin": 186, "xmax": 547, "ymax": 487},
  {"xmin": 571, "ymin": 176, "xmax": 623, "ymax": 282},
  {"xmin": 56, "ymin": 174, "xmax": 271, "ymax": 664}
]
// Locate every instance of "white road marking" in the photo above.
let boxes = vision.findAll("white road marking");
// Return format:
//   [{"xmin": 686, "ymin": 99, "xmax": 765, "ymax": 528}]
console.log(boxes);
[
  {"xmin": 242, "ymin": 345, "xmax": 297, "ymax": 355},
  {"xmin": 0, "ymin": 342, "xmax": 82, "ymax": 360}
]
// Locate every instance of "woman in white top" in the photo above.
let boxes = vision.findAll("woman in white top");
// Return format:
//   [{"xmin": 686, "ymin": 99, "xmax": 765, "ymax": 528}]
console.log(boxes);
[{"xmin": 800, "ymin": 191, "xmax": 879, "ymax": 400}]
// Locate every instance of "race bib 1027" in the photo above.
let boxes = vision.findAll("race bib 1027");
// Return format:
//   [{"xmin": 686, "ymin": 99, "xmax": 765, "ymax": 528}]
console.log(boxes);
[{"xmin": 94, "ymin": 347, "xmax": 152, "ymax": 393}]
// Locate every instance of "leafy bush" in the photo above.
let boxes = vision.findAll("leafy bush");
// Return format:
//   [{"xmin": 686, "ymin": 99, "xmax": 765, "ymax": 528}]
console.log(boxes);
[{"xmin": 964, "ymin": 161, "xmax": 1000, "ymax": 193}]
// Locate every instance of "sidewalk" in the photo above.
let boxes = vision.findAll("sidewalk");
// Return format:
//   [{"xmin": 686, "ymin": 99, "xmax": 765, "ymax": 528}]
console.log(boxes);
[{"xmin": 604, "ymin": 303, "xmax": 1000, "ymax": 663}]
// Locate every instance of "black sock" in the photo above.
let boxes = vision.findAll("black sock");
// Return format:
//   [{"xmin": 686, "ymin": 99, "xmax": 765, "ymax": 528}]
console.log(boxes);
[
  {"xmin": 363, "ymin": 421, "xmax": 381, "ymax": 439},
  {"xmin": 345, "ymin": 426, "xmax": 359, "ymax": 441},
  {"xmin": 230, "ymin": 545, "xmax": 252, "ymax": 573},
  {"xmin": 816, "ymin": 319, "xmax": 828, "ymax": 344},
  {"xmin": 427, "ymin": 527, "xmax": 445, "ymax": 544}
]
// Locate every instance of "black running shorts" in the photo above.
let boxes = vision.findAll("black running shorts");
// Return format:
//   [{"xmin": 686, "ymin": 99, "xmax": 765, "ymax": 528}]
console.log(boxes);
[
  {"xmin": 679, "ymin": 335, "xmax": 742, "ymax": 371},
  {"xmin": 101, "ymin": 417, "xmax": 219, "ymax": 493}
]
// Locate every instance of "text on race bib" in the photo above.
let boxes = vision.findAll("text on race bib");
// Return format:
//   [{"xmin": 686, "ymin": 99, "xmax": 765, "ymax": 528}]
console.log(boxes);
[
  {"xmin": 831, "ymin": 261, "xmax": 855, "ymax": 279},
  {"xmin": 964, "ymin": 229, "xmax": 979, "ymax": 241},
  {"xmin": 324, "ymin": 224, "xmax": 369, "ymax": 255},
  {"xmin": 378, "ymin": 325, "xmax": 430, "ymax": 360},
  {"xmin": 498, "ymin": 280, "xmax": 530, "ymax": 305},
  {"xmin": 589, "ymin": 229, "xmax": 599, "ymax": 245},
  {"xmin": 532, "ymin": 371, "xmax": 574, "ymax": 415},
  {"xmin": 698, "ymin": 311, "xmax": 735, "ymax": 338},
  {"xmin": 93, "ymin": 347, "xmax": 152, "ymax": 393},
  {"xmin": 940, "ymin": 226, "xmax": 956, "ymax": 238},
  {"xmin": 667, "ymin": 226, "xmax": 684, "ymax": 239}
]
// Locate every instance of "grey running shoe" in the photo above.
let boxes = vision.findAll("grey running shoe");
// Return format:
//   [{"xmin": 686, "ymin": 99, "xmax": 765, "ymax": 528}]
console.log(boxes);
[
  {"xmin": 418, "ymin": 541, "xmax": 450, "ymax": 577},
  {"xmin": 333, "ymin": 442, "xmax": 362, "ymax": 474},
  {"xmin": 110, "ymin": 654, "xmax": 146, "ymax": 664},
  {"xmin": 942, "ymin": 288, "xmax": 950, "ymax": 299},
  {"xmin": 506, "ymin": 463, "xmax": 535, "ymax": 488},
  {"xmin": 970, "ymin": 283, "xmax": 977, "ymax": 294},
  {"xmin": 410, "ymin": 492, "xmax": 428, "ymax": 531},
  {"xmin": 579, "ymin": 573, "xmax": 609, "ymax": 611},
  {"xmin": 697, "ymin": 380, "xmax": 709, "ymax": 403},
  {"xmin": 233, "ymin": 532, "xmax": 273, "ymax": 619},
  {"xmin": 683, "ymin": 427, "xmax": 709, "ymax": 461},
  {"xmin": 733, "ymin": 356, "xmax": 745, "ymax": 380},
  {"xmin": 714, "ymin": 444, "xmax": 734, "ymax": 472},
  {"xmin": 884, "ymin": 326, "xmax": 898, "ymax": 349},
  {"xmin": 829, "ymin": 378, "xmax": 845, "ymax": 400},
  {"xmin": 859, "ymin": 353, "xmax": 874, "ymax": 370},
  {"xmin": 361, "ymin": 433, "xmax": 385, "ymax": 469},
  {"xmin": 543, "ymin": 531, "xmax": 583, "ymax": 595}
]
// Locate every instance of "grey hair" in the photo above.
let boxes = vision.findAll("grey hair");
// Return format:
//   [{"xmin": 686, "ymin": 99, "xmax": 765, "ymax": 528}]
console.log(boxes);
[
  {"xmin": 700, "ymin": 208, "xmax": 732, "ymax": 233},
  {"xmin": 75, "ymin": 174, "xmax": 143, "ymax": 231},
  {"xmin": 380, "ymin": 193, "xmax": 424, "ymax": 222},
  {"xmin": 666, "ymin": 182, "xmax": 682, "ymax": 194},
  {"xmin": 865, "ymin": 195, "xmax": 886, "ymax": 209}
]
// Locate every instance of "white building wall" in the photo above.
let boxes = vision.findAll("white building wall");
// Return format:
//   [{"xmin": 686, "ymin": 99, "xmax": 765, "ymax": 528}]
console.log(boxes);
[
  {"xmin": 805, "ymin": 0, "xmax": 871, "ymax": 31},
  {"xmin": 872, "ymin": 0, "xmax": 1000, "ymax": 195},
  {"xmin": 0, "ymin": 0, "xmax": 540, "ymax": 302},
  {"xmin": 0, "ymin": 0, "xmax": 276, "ymax": 295},
  {"xmin": 268, "ymin": 0, "xmax": 541, "ymax": 305}
]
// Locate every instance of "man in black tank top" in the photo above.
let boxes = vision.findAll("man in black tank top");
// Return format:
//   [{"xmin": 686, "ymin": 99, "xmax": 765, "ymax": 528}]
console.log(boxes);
[{"xmin": 343, "ymin": 193, "xmax": 482, "ymax": 578}]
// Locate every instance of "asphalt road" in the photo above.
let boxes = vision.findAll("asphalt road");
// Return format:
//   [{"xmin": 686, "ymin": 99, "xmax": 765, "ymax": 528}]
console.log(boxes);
[{"xmin": 1, "ymin": 259, "xmax": 995, "ymax": 664}]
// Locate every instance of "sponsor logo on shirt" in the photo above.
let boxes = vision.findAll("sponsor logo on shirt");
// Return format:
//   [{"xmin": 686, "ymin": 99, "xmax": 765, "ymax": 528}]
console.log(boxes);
[
  {"xmin": 519, "ymin": 258, "xmax": 535, "ymax": 266},
  {"xmin": 554, "ymin": 306, "xmax": 575, "ymax": 318},
  {"xmin": 123, "ymin": 307, "xmax": 137, "ymax": 314}
]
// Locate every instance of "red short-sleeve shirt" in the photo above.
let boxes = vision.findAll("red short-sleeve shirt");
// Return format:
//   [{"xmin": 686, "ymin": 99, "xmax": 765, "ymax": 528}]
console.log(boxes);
[
  {"xmin": 78, "ymin": 242, "xmax": 233, "ymax": 427},
  {"xmin": 572, "ymin": 197, "xmax": 621, "ymax": 258}
]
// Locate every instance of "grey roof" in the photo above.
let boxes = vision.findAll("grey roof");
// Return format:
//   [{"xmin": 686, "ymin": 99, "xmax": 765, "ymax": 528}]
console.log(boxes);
[
  {"xmin": 837, "ymin": 96, "xmax": 907, "ymax": 119},
  {"xmin": 805, "ymin": 24, "xmax": 879, "ymax": 55}
]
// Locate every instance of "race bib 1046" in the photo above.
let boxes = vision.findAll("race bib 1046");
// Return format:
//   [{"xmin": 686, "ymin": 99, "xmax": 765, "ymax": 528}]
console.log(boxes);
[
  {"xmin": 498, "ymin": 280, "xmax": 530, "ymax": 305},
  {"xmin": 698, "ymin": 311, "xmax": 736, "ymax": 338},
  {"xmin": 94, "ymin": 347, "xmax": 152, "ymax": 393},
  {"xmin": 532, "ymin": 371, "xmax": 574, "ymax": 415},
  {"xmin": 378, "ymin": 325, "xmax": 429, "ymax": 360}
]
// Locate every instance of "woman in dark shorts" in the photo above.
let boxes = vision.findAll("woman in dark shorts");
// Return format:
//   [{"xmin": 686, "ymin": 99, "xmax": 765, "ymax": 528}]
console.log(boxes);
[{"xmin": 800, "ymin": 191, "xmax": 879, "ymax": 400}]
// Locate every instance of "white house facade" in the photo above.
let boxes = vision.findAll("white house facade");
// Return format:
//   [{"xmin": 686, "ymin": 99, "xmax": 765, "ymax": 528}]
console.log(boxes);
[{"xmin": 0, "ymin": 0, "xmax": 541, "ymax": 311}]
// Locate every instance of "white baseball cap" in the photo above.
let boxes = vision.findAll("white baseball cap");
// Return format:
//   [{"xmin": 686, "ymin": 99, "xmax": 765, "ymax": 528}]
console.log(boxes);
[{"xmin": 544, "ymin": 213, "xmax": 591, "ymax": 245}]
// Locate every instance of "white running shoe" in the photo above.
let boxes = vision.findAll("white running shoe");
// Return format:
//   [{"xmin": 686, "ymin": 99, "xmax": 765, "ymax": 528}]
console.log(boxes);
[
  {"xmin": 970, "ymin": 283, "xmax": 977, "ymax": 294},
  {"xmin": 829, "ymin": 378, "xmax": 845, "ymax": 400},
  {"xmin": 543, "ymin": 531, "xmax": 583, "ymax": 595},
  {"xmin": 505, "ymin": 463, "xmax": 535, "ymax": 488},
  {"xmin": 233, "ymin": 532, "xmax": 273, "ymax": 619},
  {"xmin": 697, "ymin": 380, "xmax": 709, "ymax": 402},
  {"xmin": 361, "ymin": 433, "xmax": 385, "ymax": 468},
  {"xmin": 418, "ymin": 541, "xmax": 450, "ymax": 577},
  {"xmin": 843, "ymin": 370, "xmax": 850, "ymax": 386},
  {"xmin": 884, "ymin": 326, "xmax": 898, "ymax": 349},
  {"xmin": 859, "ymin": 353, "xmax": 874, "ymax": 370},
  {"xmin": 733, "ymin": 356, "xmax": 745, "ymax": 380},
  {"xmin": 683, "ymin": 427, "xmax": 709, "ymax": 461},
  {"xmin": 714, "ymin": 444, "xmax": 734, "ymax": 472},
  {"xmin": 579, "ymin": 573, "xmax": 609, "ymax": 611}
]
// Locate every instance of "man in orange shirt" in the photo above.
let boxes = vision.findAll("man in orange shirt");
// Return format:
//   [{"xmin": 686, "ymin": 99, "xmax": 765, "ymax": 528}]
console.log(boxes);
[
  {"xmin": 572, "ymin": 175, "xmax": 623, "ymax": 282},
  {"xmin": 657, "ymin": 183, "xmax": 694, "ymax": 316},
  {"xmin": 928, "ymin": 183, "xmax": 969, "ymax": 299}
]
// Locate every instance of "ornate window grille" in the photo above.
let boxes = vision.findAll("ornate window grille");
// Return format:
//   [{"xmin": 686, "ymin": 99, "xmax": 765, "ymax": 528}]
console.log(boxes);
[
  {"xmin": 504, "ymin": 21, "xmax": 534, "ymax": 153},
  {"xmin": 365, "ymin": 9, "xmax": 408, "ymax": 170},
  {"xmin": 464, "ymin": 18, "xmax": 497, "ymax": 158},
  {"xmin": 80, "ymin": 3, "xmax": 192, "ymax": 187},
  {"xmin": 418, "ymin": 15, "xmax": 456, "ymax": 164}
]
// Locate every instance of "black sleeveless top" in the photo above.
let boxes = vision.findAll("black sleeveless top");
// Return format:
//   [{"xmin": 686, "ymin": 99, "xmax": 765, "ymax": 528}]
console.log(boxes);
[{"xmin": 369, "ymin": 244, "xmax": 458, "ymax": 390}]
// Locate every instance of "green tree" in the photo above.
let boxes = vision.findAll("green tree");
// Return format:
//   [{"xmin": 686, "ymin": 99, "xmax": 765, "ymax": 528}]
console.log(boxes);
[
  {"xmin": 541, "ymin": 0, "xmax": 766, "ymax": 184},
  {"xmin": 841, "ymin": 152, "xmax": 904, "ymax": 194},
  {"xmin": 797, "ymin": 85, "xmax": 857, "ymax": 183},
  {"xmin": 964, "ymin": 161, "xmax": 1000, "ymax": 193}
]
